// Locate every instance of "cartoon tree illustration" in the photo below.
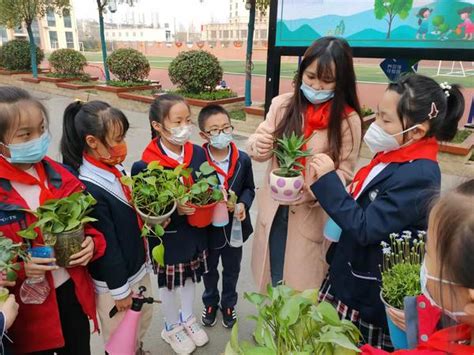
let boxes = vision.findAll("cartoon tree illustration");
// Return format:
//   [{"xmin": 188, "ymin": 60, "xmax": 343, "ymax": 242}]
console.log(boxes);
[
  {"xmin": 334, "ymin": 20, "xmax": 346, "ymax": 36},
  {"xmin": 432, "ymin": 15, "xmax": 445, "ymax": 34},
  {"xmin": 374, "ymin": 0, "xmax": 414, "ymax": 39}
]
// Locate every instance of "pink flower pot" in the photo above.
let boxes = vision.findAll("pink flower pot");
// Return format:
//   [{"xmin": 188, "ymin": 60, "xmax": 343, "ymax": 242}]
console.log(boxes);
[{"xmin": 269, "ymin": 169, "xmax": 304, "ymax": 203}]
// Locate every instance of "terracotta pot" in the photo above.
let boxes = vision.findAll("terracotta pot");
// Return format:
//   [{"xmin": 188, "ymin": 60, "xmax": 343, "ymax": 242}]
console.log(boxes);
[
  {"xmin": 186, "ymin": 201, "xmax": 218, "ymax": 228},
  {"xmin": 269, "ymin": 169, "xmax": 304, "ymax": 203},
  {"xmin": 136, "ymin": 201, "xmax": 177, "ymax": 226}
]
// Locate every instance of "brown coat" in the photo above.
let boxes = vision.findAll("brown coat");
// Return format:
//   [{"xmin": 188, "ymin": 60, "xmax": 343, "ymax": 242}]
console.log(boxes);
[{"xmin": 246, "ymin": 93, "xmax": 362, "ymax": 292}]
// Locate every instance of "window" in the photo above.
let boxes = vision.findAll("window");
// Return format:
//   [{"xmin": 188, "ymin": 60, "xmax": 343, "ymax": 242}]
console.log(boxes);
[
  {"xmin": 119, "ymin": 32, "xmax": 122, "ymax": 37},
  {"xmin": 260, "ymin": 29, "xmax": 267, "ymax": 39},
  {"xmin": 140, "ymin": 32, "xmax": 144, "ymax": 37},
  {"xmin": 0, "ymin": 27, "xmax": 7, "ymax": 44},
  {"xmin": 47, "ymin": 9, "xmax": 56, "ymax": 27},
  {"xmin": 63, "ymin": 9, "xmax": 72, "ymax": 28},
  {"xmin": 32, "ymin": 20, "xmax": 41, "ymax": 46},
  {"xmin": 241, "ymin": 30, "xmax": 247, "ymax": 38},
  {"xmin": 49, "ymin": 31, "xmax": 58, "ymax": 49},
  {"xmin": 223, "ymin": 30, "xmax": 229, "ymax": 39},
  {"xmin": 112, "ymin": 32, "xmax": 115, "ymax": 37},
  {"xmin": 210, "ymin": 30, "xmax": 216, "ymax": 39},
  {"xmin": 65, "ymin": 31, "xmax": 74, "ymax": 48},
  {"xmin": 125, "ymin": 32, "xmax": 129, "ymax": 36},
  {"xmin": 165, "ymin": 30, "xmax": 171, "ymax": 41}
]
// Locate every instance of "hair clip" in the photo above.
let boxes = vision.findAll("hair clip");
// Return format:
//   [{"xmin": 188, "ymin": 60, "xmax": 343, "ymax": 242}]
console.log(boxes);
[
  {"xmin": 74, "ymin": 98, "xmax": 84, "ymax": 103},
  {"xmin": 428, "ymin": 102, "xmax": 439, "ymax": 120},
  {"xmin": 439, "ymin": 82, "xmax": 451, "ymax": 97}
]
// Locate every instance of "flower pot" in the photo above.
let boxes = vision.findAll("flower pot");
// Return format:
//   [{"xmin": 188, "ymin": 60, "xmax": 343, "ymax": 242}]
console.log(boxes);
[
  {"xmin": 269, "ymin": 169, "xmax": 304, "ymax": 203},
  {"xmin": 323, "ymin": 217, "xmax": 342, "ymax": 242},
  {"xmin": 381, "ymin": 292, "xmax": 408, "ymax": 350},
  {"xmin": 47, "ymin": 228, "xmax": 85, "ymax": 268},
  {"xmin": 212, "ymin": 201, "xmax": 230, "ymax": 227},
  {"xmin": 186, "ymin": 201, "xmax": 218, "ymax": 228},
  {"xmin": 136, "ymin": 201, "xmax": 177, "ymax": 226},
  {"xmin": 0, "ymin": 287, "xmax": 9, "ymax": 303}
]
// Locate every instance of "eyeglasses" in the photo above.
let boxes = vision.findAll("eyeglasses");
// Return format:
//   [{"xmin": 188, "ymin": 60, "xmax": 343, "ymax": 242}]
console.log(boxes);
[{"xmin": 205, "ymin": 126, "xmax": 234, "ymax": 137}]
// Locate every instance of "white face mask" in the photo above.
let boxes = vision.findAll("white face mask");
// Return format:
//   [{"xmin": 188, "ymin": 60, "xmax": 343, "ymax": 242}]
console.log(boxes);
[
  {"xmin": 167, "ymin": 125, "xmax": 193, "ymax": 146},
  {"xmin": 420, "ymin": 260, "xmax": 468, "ymax": 321},
  {"xmin": 363, "ymin": 122, "xmax": 421, "ymax": 154}
]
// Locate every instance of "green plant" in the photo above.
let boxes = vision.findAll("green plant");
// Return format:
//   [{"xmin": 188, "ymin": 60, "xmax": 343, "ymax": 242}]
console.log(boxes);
[
  {"xmin": 106, "ymin": 48, "xmax": 150, "ymax": 82},
  {"xmin": 225, "ymin": 284, "xmax": 361, "ymax": 354},
  {"xmin": 273, "ymin": 132, "xmax": 313, "ymax": 177},
  {"xmin": 49, "ymin": 48, "xmax": 87, "ymax": 76},
  {"xmin": 451, "ymin": 129, "xmax": 472, "ymax": 144},
  {"xmin": 361, "ymin": 105, "xmax": 375, "ymax": 117},
  {"xmin": 169, "ymin": 89, "xmax": 237, "ymax": 101},
  {"xmin": 180, "ymin": 162, "xmax": 224, "ymax": 206},
  {"xmin": 0, "ymin": 39, "xmax": 44, "ymax": 71},
  {"xmin": 0, "ymin": 235, "xmax": 29, "ymax": 282},
  {"xmin": 17, "ymin": 192, "xmax": 97, "ymax": 241},
  {"xmin": 229, "ymin": 109, "xmax": 246, "ymax": 121},
  {"xmin": 0, "ymin": 45, "xmax": 5, "ymax": 68},
  {"xmin": 168, "ymin": 50, "xmax": 223, "ymax": 94},
  {"xmin": 106, "ymin": 79, "xmax": 151, "ymax": 87},
  {"xmin": 381, "ymin": 231, "xmax": 426, "ymax": 310}
]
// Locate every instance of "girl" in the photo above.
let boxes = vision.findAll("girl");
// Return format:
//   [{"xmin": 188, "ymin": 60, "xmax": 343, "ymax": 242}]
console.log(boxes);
[
  {"xmin": 457, "ymin": 6, "xmax": 473, "ymax": 40},
  {"xmin": 131, "ymin": 94, "xmax": 209, "ymax": 355},
  {"xmin": 416, "ymin": 8, "xmax": 432, "ymax": 40},
  {"xmin": 60, "ymin": 100, "xmax": 153, "ymax": 353},
  {"xmin": 362, "ymin": 179, "xmax": 474, "ymax": 354},
  {"xmin": 246, "ymin": 37, "xmax": 362, "ymax": 291},
  {"xmin": 0, "ymin": 86, "xmax": 106, "ymax": 354},
  {"xmin": 309, "ymin": 74, "xmax": 465, "ymax": 350}
]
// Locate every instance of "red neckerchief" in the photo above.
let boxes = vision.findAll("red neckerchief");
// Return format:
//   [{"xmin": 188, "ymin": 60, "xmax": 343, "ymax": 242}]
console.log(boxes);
[
  {"xmin": 350, "ymin": 137, "xmax": 439, "ymax": 198},
  {"xmin": 0, "ymin": 157, "xmax": 54, "ymax": 204},
  {"xmin": 419, "ymin": 324, "xmax": 473, "ymax": 354},
  {"xmin": 203, "ymin": 142, "xmax": 239, "ymax": 190},
  {"xmin": 141, "ymin": 138, "xmax": 194, "ymax": 186}
]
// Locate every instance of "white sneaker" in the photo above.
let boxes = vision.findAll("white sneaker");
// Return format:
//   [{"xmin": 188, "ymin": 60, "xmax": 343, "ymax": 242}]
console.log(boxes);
[
  {"xmin": 161, "ymin": 325, "xmax": 196, "ymax": 354},
  {"xmin": 182, "ymin": 316, "xmax": 209, "ymax": 347}
]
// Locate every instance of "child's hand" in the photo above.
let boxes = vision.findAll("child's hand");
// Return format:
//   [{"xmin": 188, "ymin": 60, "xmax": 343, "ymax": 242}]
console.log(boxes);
[
  {"xmin": 255, "ymin": 133, "xmax": 274, "ymax": 157},
  {"xmin": 309, "ymin": 154, "xmax": 335, "ymax": 181},
  {"xmin": 69, "ymin": 237, "xmax": 95, "ymax": 267},
  {"xmin": 1, "ymin": 294, "xmax": 19, "ymax": 330},
  {"xmin": 235, "ymin": 203, "xmax": 246, "ymax": 221},
  {"xmin": 387, "ymin": 307, "xmax": 406, "ymax": 331},
  {"xmin": 115, "ymin": 293, "xmax": 133, "ymax": 312},
  {"xmin": 177, "ymin": 203, "xmax": 195, "ymax": 216},
  {"xmin": 24, "ymin": 257, "xmax": 58, "ymax": 278},
  {"xmin": 227, "ymin": 200, "xmax": 235, "ymax": 213},
  {"xmin": 0, "ymin": 271, "xmax": 16, "ymax": 288}
]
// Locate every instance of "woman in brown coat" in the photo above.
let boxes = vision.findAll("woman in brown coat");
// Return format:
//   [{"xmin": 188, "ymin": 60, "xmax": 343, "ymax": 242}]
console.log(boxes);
[{"xmin": 246, "ymin": 37, "xmax": 362, "ymax": 292}]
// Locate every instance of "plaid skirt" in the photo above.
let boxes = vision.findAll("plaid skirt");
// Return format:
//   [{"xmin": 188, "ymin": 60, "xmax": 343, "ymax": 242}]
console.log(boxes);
[
  {"xmin": 319, "ymin": 274, "xmax": 394, "ymax": 352},
  {"xmin": 157, "ymin": 250, "xmax": 209, "ymax": 290}
]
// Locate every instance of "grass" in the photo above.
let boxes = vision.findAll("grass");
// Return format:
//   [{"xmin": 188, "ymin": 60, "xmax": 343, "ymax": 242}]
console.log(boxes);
[
  {"xmin": 128, "ymin": 89, "xmax": 162, "ymax": 97},
  {"xmin": 82, "ymin": 52, "xmax": 474, "ymax": 88},
  {"xmin": 451, "ymin": 129, "xmax": 472, "ymax": 144},
  {"xmin": 229, "ymin": 109, "xmax": 246, "ymax": 121},
  {"xmin": 168, "ymin": 89, "xmax": 237, "ymax": 100},
  {"xmin": 106, "ymin": 80, "xmax": 151, "ymax": 87}
]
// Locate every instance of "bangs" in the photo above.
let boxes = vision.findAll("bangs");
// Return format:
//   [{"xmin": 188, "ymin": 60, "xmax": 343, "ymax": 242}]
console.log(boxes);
[
  {"xmin": 103, "ymin": 107, "xmax": 129, "ymax": 140},
  {"xmin": 315, "ymin": 52, "xmax": 336, "ymax": 82}
]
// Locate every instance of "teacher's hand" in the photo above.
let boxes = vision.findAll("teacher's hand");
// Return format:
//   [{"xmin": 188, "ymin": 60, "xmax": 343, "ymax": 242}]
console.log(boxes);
[
  {"xmin": 255, "ymin": 133, "xmax": 274, "ymax": 157},
  {"xmin": 309, "ymin": 154, "xmax": 335, "ymax": 181}
]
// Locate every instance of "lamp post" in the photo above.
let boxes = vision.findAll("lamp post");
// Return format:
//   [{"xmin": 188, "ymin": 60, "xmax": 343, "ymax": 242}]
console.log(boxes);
[{"xmin": 245, "ymin": 0, "xmax": 255, "ymax": 107}]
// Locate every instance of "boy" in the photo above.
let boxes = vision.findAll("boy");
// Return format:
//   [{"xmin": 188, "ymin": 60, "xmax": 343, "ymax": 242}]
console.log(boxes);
[{"xmin": 198, "ymin": 105, "xmax": 255, "ymax": 329}]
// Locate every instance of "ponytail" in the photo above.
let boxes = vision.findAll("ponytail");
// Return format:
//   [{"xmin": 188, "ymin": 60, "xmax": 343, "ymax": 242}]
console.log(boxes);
[
  {"xmin": 432, "ymin": 84, "xmax": 465, "ymax": 142},
  {"xmin": 60, "ymin": 101, "xmax": 84, "ymax": 170}
]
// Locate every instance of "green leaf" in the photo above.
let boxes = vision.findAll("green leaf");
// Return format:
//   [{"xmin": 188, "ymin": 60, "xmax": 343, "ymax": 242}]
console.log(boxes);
[
  {"xmin": 244, "ymin": 292, "xmax": 266, "ymax": 306},
  {"xmin": 154, "ymin": 224, "xmax": 165, "ymax": 237},
  {"xmin": 318, "ymin": 331, "xmax": 361, "ymax": 352},
  {"xmin": 230, "ymin": 320, "xmax": 240, "ymax": 351},
  {"xmin": 17, "ymin": 228, "xmax": 38, "ymax": 240},
  {"xmin": 243, "ymin": 347, "xmax": 277, "ymax": 355},
  {"xmin": 199, "ymin": 161, "xmax": 215, "ymax": 176},
  {"xmin": 316, "ymin": 301, "xmax": 341, "ymax": 326},
  {"xmin": 121, "ymin": 175, "xmax": 133, "ymax": 186},
  {"xmin": 279, "ymin": 296, "xmax": 304, "ymax": 325},
  {"xmin": 152, "ymin": 244, "xmax": 165, "ymax": 266}
]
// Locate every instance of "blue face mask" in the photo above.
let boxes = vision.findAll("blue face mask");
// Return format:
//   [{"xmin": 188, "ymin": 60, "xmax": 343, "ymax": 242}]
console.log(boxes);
[
  {"xmin": 210, "ymin": 132, "xmax": 233, "ymax": 150},
  {"xmin": 1, "ymin": 132, "xmax": 51, "ymax": 164},
  {"xmin": 300, "ymin": 82, "xmax": 334, "ymax": 104}
]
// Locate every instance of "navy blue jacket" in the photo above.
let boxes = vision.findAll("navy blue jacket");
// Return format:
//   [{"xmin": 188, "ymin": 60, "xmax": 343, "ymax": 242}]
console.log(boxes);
[
  {"xmin": 311, "ymin": 159, "xmax": 441, "ymax": 327},
  {"xmin": 131, "ymin": 143, "xmax": 209, "ymax": 265},
  {"xmin": 205, "ymin": 145, "xmax": 255, "ymax": 249}
]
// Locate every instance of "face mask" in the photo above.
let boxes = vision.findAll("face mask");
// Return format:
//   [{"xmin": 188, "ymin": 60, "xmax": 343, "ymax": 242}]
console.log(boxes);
[
  {"xmin": 98, "ymin": 142, "xmax": 127, "ymax": 166},
  {"xmin": 363, "ymin": 122, "xmax": 421, "ymax": 154},
  {"xmin": 1, "ymin": 132, "xmax": 50, "ymax": 164},
  {"xmin": 210, "ymin": 132, "xmax": 233, "ymax": 150},
  {"xmin": 167, "ymin": 125, "xmax": 192, "ymax": 146},
  {"xmin": 420, "ymin": 260, "xmax": 468, "ymax": 321},
  {"xmin": 300, "ymin": 82, "xmax": 334, "ymax": 104}
]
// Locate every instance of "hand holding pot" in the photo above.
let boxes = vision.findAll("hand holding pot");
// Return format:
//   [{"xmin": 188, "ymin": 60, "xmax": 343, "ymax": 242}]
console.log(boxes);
[
  {"xmin": 1, "ymin": 294, "xmax": 19, "ymax": 329},
  {"xmin": 115, "ymin": 293, "xmax": 133, "ymax": 312},
  {"xmin": 24, "ymin": 257, "xmax": 58, "ymax": 278},
  {"xmin": 309, "ymin": 154, "xmax": 335, "ymax": 181},
  {"xmin": 255, "ymin": 133, "xmax": 274, "ymax": 157},
  {"xmin": 177, "ymin": 203, "xmax": 195, "ymax": 216},
  {"xmin": 279, "ymin": 184, "xmax": 316, "ymax": 206},
  {"xmin": 69, "ymin": 237, "xmax": 95, "ymax": 267},
  {"xmin": 1, "ymin": 271, "xmax": 16, "ymax": 288},
  {"xmin": 387, "ymin": 307, "xmax": 406, "ymax": 331}
]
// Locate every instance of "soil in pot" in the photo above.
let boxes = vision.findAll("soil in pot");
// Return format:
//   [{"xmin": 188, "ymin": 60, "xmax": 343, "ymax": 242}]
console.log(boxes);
[
  {"xmin": 186, "ymin": 201, "xmax": 218, "ymax": 228},
  {"xmin": 269, "ymin": 169, "xmax": 304, "ymax": 203},
  {"xmin": 51, "ymin": 228, "xmax": 85, "ymax": 267}
]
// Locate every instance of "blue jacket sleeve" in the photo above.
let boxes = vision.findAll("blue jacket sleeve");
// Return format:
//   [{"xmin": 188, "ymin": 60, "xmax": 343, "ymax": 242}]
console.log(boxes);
[
  {"xmin": 310, "ymin": 162, "xmax": 439, "ymax": 247},
  {"xmin": 237, "ymin": 155, "xmax": 255, "ymax": 210}
]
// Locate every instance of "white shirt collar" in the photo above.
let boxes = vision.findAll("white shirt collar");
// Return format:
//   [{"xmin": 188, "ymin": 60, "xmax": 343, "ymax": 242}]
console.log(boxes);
[
  {"xmin": 207, "ymin": 145, "xmax": 231, "ymax": 164},
  {"xmin": 79, "ymin": 159, "xmax": 117, "ymax": 183},
  {"xmin": 160, "ymin": 140, "xmax": 184, "ymax": 164}
]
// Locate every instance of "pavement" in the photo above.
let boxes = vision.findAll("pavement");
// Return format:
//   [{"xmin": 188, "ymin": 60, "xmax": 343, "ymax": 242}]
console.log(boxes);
[{"xmin": 31, "ymin": 89, "xmax": 467, "ymax": 355}]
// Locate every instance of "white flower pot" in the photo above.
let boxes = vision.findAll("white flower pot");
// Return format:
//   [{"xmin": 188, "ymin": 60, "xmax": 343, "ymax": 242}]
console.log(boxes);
[
  {"xmin": 269, "ymin": 169, "xmax": 304, "ymax": 203},
  {"xmin": 136, "ymin": 201, "xmax": 177, "ymax": 226}
]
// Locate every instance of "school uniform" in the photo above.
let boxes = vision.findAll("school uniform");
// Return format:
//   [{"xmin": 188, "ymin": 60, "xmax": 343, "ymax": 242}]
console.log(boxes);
[
  {"xmin": 310, "ymin": 138, "xmax": 441, "ymax": 351},
  {"xmin": 201, "ymin": 143, "xmax": 255, "ymax": 309},
  {"xmin": 131, "ymin": 139, "xmax": 209, "ymax": 290},
  {"xmin": 78, "ymin": 154, "xmax": 153, "ymax": 343}
]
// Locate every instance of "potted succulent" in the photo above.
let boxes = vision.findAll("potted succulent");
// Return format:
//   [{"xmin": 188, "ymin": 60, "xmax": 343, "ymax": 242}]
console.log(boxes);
[
  {"xmin": 16, "ymin": 192, "xmax": 97, "ymax": 268},
  {"xmin": 180, "ymin": 162, "xmax": 224, "ymax": 228},
  {"xmin": 380, "ymin": 231, "xmax": 426, "ymax": 350},
  {"xmin": 270, "ymin": 132, "xmax": 313, "ymax": 202},
  {"xmin": 0, "ymin": 235, "xmax": 29, "ymax": 302},
  {"xmin": 225, "ymin": 284, "xmax": 361, "ymax": 354}
]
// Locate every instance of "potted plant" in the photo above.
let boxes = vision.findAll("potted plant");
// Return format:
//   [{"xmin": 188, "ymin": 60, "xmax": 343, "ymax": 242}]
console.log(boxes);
[
  {"xmin": 270, "ymin": 132, "xmax": 313, "ymax": 203},
  {"xmin": 180, "ymin": 162, "xmax": 224, "ymax": 228},
  {"xmin": 16, "ymin": 192, "xmax": 97, "ymax": 268},
  {"xmin": 380, "ymin": 231, "xmax": 426, "ymax": 350},
  {"xmin": 0, "ymin": 235, "xmax": 29, "ymax": 302},
  {"xmin": 225, "ymin": 284, "xmax": 361, "ymax": 354}
]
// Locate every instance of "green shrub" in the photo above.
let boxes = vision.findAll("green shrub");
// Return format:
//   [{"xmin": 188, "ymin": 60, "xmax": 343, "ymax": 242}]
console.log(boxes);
[
  {"xmin": 106, "ymin": 79, "xmax": 151, "ymax": 87},
  {"xmin": 168, "ymin": 50, "xmax": 223, "ymax": 94},
  {"xmin": 170, "ymin": 89, "xmax": 236, "ymax": 101},
  {"xmin": 0, "ymin": 46, "xmax": 5, "ymax": 68},
  {"xmin": 229, "ymin": 109, "xmax": 246, "ymax": 121},
  {"xmin": 106, "ymin": 48, "xmax": 150, "ymax": 82},
  {"xmin": 1, "ymin": 39, "xmax": 44, "ymax": 71},
  {"xmin": 49, "ymin": 49, "xmax": 87, "ymax": 76}
]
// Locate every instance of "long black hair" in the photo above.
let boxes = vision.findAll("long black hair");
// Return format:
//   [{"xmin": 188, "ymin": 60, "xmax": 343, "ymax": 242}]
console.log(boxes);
[
  {"xmin": 387, "ymin": 74, "xmax": 464, "ymax": 142},
  {"xmin": 274, "ymin": 37, "xmax": 362, "ymax": 167},
  {"xmin": 417, "ymin": 7, "xmax": 432, "ymax": 25},
  {"xmin": 60, "ymin": 100, "xmax": 129, "ymax": 170},
  {"xmin": 149, "ymin": 94, "xmax": 189, "ymax": 139}
]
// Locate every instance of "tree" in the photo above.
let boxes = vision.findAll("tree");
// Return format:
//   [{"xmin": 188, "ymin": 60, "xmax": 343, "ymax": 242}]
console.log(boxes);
[
  {"xmin": 0, "ymin": 0, "xmax": 70, "ymax": 78},
  {"xmin": 96, "ymin": 0, "xmax": 137, "ymax": 82},
  {"xmin": 432, "ymin": 15, "xmax": 445, "ymax": 34},
  {"xmin": 374, "ymin": 0, "xmax": 414, "ymax": 39}
]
